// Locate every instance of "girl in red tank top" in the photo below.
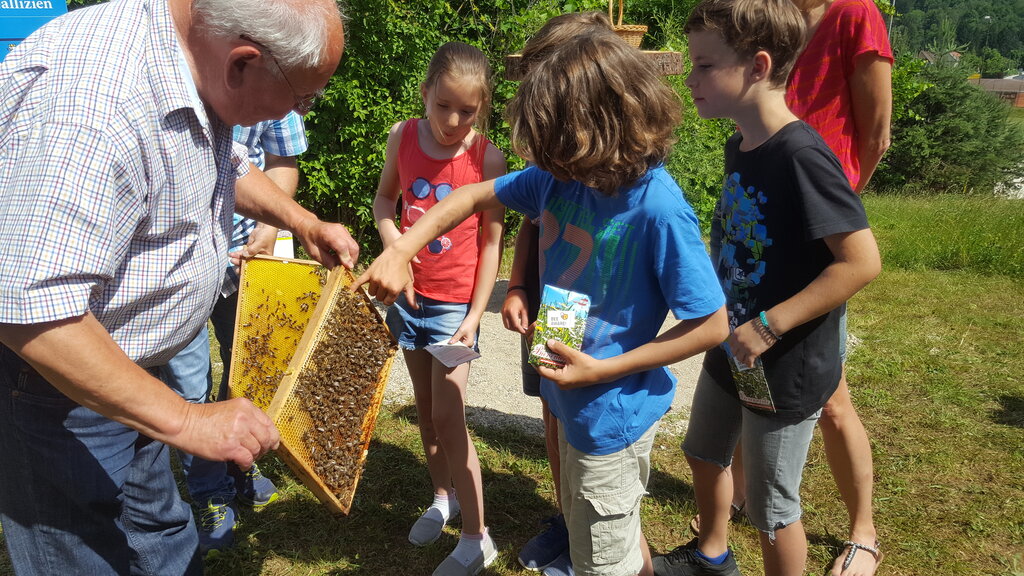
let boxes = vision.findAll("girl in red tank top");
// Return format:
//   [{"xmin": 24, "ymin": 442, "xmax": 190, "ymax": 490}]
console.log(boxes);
[{"xmin": 371, "ymin": 41, "xmax": 506, "ymax": 576}]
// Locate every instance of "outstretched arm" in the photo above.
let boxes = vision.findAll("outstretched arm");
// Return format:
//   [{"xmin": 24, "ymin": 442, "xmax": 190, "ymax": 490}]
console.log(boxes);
[
  {"xmin": 0, "ymin": 314, "xmax": 279, "ymax": 468},
  {"xmin": 232, "ymin": 152, "xmax": 301, "ymax": 265},
  {"xmin": 236, "ymin": 153, "xmax": 300, "ymax": 258},
  {"xmin": 538, "ymin": 307, "xmax": 729, "ymax": 389},
  {"xmin": 354, "ymin": 179, "xmax": 504, "ymax": 305},
  {"xmin": 234, "ymin": 167, "xmax": 359, "ymax": 269}
]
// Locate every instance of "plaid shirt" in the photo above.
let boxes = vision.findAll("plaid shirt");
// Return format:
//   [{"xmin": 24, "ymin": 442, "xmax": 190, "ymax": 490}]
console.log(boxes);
[
  {"xmin": 226, "ymin": 114, "xmax": 308, "ymax": 291},
  {"xmin": 0, "ymin": 0, "xmax": 247, "ymax": 367},
  {"xmin": 231, "ymin": 114, "xmax": 307, "ymax": 251}
]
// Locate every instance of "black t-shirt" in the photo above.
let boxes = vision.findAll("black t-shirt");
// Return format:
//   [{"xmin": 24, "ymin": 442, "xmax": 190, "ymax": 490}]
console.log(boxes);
[{"xmin": 703, "ymin": 121, "xmax": 870, "ymax": 419}]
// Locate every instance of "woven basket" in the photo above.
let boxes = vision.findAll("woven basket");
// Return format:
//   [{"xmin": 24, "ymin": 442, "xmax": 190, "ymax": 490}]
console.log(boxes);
[{"xmin": 609, "ymin": 0, "xmax": 647, "ymax": 47}]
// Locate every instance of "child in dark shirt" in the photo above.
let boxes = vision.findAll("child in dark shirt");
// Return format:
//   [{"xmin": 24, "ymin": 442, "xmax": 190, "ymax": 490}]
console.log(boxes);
[{"xmin": 653, "ymin": 1, "xmax": 882, "ymax": 575}]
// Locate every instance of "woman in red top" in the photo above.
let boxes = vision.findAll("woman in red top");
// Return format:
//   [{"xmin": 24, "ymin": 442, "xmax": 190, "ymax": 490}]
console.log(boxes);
[
  {"xmin": 372, "ymin": 42, "xmax": 506, "ymax": 576},
  {"xmin": 788, "ymin": 3, "xmax": 891, "ymax": 576}
]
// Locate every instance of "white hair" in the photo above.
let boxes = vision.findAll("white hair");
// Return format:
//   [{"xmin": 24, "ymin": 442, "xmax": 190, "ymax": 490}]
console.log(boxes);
[{"xmin": 192, "ymin": 0, "xmax": 344, "ymax": 71}]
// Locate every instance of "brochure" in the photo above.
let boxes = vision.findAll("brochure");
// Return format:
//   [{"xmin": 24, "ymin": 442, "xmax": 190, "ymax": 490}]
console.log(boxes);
[
  {"xmin": 529, "ymin": 285, "xmax": 591, "ymax": 368},
  {"xmin": 425, "ymin": 341, "xmax": 481, "ymax": 368}
]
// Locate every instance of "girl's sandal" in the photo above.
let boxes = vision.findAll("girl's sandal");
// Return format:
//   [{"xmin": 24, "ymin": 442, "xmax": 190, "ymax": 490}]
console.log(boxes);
[
  {"xmin": 837, "ymin": 540, "xmax": 883, "ymax": 575},
  {"xmin": 688, "ymin": 502, "xmax": 745, "ymax": 536}
]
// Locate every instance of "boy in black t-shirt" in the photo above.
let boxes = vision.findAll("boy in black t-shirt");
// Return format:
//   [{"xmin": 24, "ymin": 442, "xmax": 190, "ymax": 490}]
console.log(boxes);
[{"xmin": 652, "ymin": 1, "xmax": 882, "ymax": 576}]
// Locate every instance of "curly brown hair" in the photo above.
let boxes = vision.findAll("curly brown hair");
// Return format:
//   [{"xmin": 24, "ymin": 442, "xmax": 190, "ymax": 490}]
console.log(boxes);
[
  {"xmin": 684, "ymin": 0, "xmax": 806, "ymax": 87},
  {"xmin": 520, "ymin": 11, "xmax": 614, "ymax": 74},
  {"xmin": 506, "ymin": 34, "xmax": 681, "ymax": 196}
]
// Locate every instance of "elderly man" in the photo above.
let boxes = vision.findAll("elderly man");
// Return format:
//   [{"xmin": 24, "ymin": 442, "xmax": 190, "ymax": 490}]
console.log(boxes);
[{"xmin": 0, "ymin": 0, "xmax": 352, "ymax": 573}]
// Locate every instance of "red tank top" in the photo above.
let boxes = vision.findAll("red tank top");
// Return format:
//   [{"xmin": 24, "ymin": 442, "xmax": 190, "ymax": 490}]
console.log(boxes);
[{"xmin": 397, "ymin": 118, "xmax": 488, "ymax": 303}]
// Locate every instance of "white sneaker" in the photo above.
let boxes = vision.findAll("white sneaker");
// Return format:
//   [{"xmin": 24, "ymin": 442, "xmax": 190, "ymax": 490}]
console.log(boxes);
[
  {"xmin": 409, "ymin": 499, "xmax": 461, "ymax": 546},
  {"xmin": 432, "ymin": 531, "xmax": 498, "ymax": 576}
]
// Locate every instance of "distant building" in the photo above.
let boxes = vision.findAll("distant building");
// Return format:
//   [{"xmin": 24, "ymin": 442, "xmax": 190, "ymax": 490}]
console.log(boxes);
[
  {"xmin": 919, "ymin": 50, "xmax": 962, "ymax": 67},
  {"xmin": 968, "ymin": 77, "xmax": 1024, "ymax": 108}
]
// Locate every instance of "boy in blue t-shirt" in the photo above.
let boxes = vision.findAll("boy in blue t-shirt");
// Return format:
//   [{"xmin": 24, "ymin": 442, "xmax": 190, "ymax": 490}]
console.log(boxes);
[
  {"xmin": 357, "ymin": 32, "xmax": 728, "ymax": 576},
  {"xmin": 652, "ymin": 1, "xmax": 883, "ymax": 576}
]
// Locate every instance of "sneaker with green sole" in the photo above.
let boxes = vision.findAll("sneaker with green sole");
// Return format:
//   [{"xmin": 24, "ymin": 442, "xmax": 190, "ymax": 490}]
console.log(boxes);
[
  {"xmin": 197, "ymin": 498, "xmax": 237, "ymax": 556},
  {"xmin": 232, "ymin": 463, "xmax": 279, "ymax": 508}
]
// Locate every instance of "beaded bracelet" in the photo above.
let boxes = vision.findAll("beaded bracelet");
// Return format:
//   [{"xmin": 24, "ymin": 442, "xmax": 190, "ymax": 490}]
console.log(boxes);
[
  {"xmin": 754, "ymin": 312, "xmax": 780, "ymax": 346},
  {"xmin": 759, "ymin": 311, "xmax": 781, "ymax": 341}
]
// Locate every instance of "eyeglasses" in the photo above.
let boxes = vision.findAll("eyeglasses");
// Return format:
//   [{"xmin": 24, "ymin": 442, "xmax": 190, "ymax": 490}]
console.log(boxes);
[{"xmin": 240, "ymin": 35, "xmax": 324, "ymax": 114}]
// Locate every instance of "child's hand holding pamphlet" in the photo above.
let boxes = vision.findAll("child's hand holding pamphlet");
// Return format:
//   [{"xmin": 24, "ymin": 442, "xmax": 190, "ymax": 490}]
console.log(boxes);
[
  {"xmin": 529, "ymin": 285, "xmax": 591, "ymax": 368},
  {"xmin": 424, "ymin": 340, "xmax": 481, "ymax": 369}
]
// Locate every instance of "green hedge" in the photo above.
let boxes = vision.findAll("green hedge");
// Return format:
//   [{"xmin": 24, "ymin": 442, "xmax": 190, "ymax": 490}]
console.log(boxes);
[{"xmin": 874, "ymin": 62, "xmax": 1024, "ymax": 194}]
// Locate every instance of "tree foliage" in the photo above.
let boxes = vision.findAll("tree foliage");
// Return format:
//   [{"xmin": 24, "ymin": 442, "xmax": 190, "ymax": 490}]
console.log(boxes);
[
  {"xmin": 892, "ymin": 0, "xmax": 1024, "ymax": 71},
  {"xmin": 874, "ymin": 64, "xmax": 1024, "ymax": 194}
]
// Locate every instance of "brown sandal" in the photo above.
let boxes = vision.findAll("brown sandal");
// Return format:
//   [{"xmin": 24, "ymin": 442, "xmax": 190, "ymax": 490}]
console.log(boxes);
[
  {"xmin": 838, "ymin": 540, "xmax": 883, "ymax": 574},
  {"xmin": 688, "ymin": 502, "xmax": 745, "ymax": 536}
]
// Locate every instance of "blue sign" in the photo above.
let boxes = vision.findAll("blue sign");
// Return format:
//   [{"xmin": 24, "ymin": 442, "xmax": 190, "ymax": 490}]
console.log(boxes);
[{"xmin": 1, "ymin": 0, "xmax": 67, "ymax": 62}]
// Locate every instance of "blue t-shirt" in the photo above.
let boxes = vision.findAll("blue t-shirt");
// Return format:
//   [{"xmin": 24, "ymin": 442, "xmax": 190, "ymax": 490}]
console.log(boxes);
[{"xmin": 495, "ymin": 166, "xmax": 724, "ymax": 455}]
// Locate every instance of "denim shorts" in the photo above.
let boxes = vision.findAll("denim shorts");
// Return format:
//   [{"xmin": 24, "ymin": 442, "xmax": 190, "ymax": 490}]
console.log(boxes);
[
  {"xmin": 385, "ymin": 292, "xmax": 479, "ymax": 352},
  {"xmin": 520, "ymin": 334, "xmax": 541, "ymax": 397},
  {"xmin": 682, "ymin": 370, "xmax": 820, "ymax": 540},
  {"xmin": 559, "ymin": 421, "xmax": 657, "ymax": 576}
]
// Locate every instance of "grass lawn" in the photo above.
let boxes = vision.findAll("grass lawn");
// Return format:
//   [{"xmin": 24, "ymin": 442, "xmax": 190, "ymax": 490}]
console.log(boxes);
[{"xmin": 1, "ymin": 195, "xmax": 1022, "ymax": 575}]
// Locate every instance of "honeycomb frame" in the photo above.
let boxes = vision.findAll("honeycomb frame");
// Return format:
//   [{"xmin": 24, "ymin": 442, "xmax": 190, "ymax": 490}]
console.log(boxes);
[
  {"xmin": 228, "ymin": 255, "xmax": 327, "ymax": 410},
  {"xmin": 266, "ymin": 266, "xmax": 398, "ymax": 515}
]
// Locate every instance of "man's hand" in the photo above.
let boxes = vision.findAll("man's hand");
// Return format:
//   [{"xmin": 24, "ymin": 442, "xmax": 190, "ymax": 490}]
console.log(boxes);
[
  {"xmin": 295, "ymin": 218, "xmax": 359, "ymax": 270},
  {"xmin": 536, "ymin": 340, "xmax": 609, "ymax": 390},
  {"xmin": 229, "ymin": 223, "xmax": 279, "ymax": 267},
  {"xmin": 175, "ymin": 398, "xmax": 280, "ymax": 469}
]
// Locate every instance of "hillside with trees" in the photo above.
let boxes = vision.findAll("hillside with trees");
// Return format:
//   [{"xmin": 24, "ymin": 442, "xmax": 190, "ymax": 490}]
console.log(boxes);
[{"xmin": 892, "ymin": 0, "xmax": 1024, "ymax": 76}]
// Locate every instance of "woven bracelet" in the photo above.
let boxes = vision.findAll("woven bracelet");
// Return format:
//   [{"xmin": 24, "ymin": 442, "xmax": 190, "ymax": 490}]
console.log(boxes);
[{"xmin": 753, "ymin": 319, "xmax": 778, "ymax": 346}]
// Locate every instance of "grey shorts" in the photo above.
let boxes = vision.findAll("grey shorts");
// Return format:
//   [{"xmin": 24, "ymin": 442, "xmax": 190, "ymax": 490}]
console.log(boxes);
[
  {"xmin": 682, "ymin": 370, "xmax": 820, "ymax": 540},
  {"xmin": 520, "ymin": 334, "xmax": 541, "ymax": 396},
  {"xmin": 839, "ymin": 307, "xmax": 848, "ymax": 362},
  {"xmin": 559, "ymin": 421, "xmax": 657, "ymax": 576}
]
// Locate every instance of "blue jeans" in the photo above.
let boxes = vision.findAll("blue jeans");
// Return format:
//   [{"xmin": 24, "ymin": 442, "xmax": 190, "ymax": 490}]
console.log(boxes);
[
  {"xmin": 0, "ymin": 345, "xmax": 202, "ymax": 575},
  {"xmin": 161, "ymin": 324, "xmax": 235, "ymax": 504}
]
